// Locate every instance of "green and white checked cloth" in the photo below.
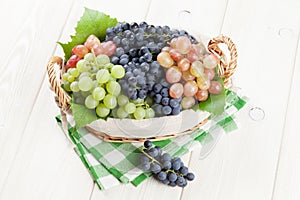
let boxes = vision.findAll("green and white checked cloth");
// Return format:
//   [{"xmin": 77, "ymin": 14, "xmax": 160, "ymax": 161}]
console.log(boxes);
[{"xmin": 56, "ymin": 90, "xmax": 247, "ymax": 190}]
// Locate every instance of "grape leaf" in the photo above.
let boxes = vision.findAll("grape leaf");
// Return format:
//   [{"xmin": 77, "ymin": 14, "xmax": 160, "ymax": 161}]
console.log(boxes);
[
  {"xmin": 58, "ymin": 8, "xmax": 118, "ymax": 61},
  {"xmin": 193, "ymin": 78, "xmax": 226, "ymax": 116},
  {"xmin": 70, "ymin": 97, "xmax": 98, "ymax": 129}
]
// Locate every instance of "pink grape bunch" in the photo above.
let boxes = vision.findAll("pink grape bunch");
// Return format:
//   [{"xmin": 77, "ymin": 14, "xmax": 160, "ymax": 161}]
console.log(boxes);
[{"xmin": 157, "ymin": 36, "xmax": 223, "ymax": 110}]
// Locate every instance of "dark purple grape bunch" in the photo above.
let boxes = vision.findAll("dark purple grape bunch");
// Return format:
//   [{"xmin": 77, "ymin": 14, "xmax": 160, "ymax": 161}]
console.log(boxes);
[{"xmin": 140, "ymin": 140, "xmax": 195, "ymax": 187}]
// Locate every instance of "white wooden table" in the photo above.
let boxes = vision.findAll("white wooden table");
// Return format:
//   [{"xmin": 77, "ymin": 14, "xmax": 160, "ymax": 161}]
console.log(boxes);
[{"xmin": 1, "ymin": 0, "xmax": 300, "ymax": 199}]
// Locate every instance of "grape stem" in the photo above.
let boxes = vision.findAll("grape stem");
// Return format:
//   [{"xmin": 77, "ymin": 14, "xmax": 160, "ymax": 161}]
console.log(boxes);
[{"xmin": 141, "ymin": 148, "xmax": 162, "ymax": 166}]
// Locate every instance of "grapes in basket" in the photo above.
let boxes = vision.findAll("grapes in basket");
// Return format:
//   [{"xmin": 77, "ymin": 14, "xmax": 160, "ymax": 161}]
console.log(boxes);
[{"xmin": 60, "ymin": 9, "xmax": 225, "ymax": 125}]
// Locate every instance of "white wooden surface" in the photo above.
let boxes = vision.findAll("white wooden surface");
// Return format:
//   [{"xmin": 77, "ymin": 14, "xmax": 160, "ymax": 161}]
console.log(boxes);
[{"xmin": 0, "ymin": 0, "xmax": 300, "ymax": 199}]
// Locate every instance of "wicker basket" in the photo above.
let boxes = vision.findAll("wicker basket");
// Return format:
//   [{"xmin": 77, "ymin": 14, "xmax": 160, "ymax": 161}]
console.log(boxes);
[{"xmin": 47, "ymin": 35, "xmax": 237, "ymax": 143}]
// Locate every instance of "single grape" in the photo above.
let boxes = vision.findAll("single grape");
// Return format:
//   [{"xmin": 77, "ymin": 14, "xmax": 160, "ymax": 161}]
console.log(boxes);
[
  {"xmin": 68, "ymin": 68, "xmax": 80, "ymax": 77},
  {"xmin": 187, "ymin": 48, "xmax": 200, "ymax": 62},
  {"xmin": 65, "ymin": 55, "xmax": 80, "ymax": 70},
  {"xmin": 175, "ymin": 176, "xmax": 185, "ymax": 187},
  {"xmin": 181, "ymin": 96, "xmax": 196, "ymax": 109},
  {"xmin": 134, "ymin": 107, "xmax": 146, "ymax": 119},
  {"xmin": 106, "ymin": 81, "xmax": 121, "ymax": 96},
  {"xmin": 145, "ymin": 108, "xmax": 155, "ymax": 118},
  {"xmin": 77, "ymin": 61, "xmax": 90, "ymax": 72},
  {"xmin": 117, "ymin": 95, "xmax": 129, "ymax": 107},
  {"xmin": 96, "ymin": 54, "xmax": 110, "ymax": 66},
  {"xmin": 169, "ymin": 99, "xmax": 179, "ymax": 108},
  {"xmin": 72, "ymin": 45, "xmax": 89, "ymax": 58},
  {"xmin": 84, "ymin": 52, "xmax": 95, "ymax": 62},
  {"xmin": 195, "ymin": 90, "xmax": 208, "ymax": 102},
  {"xmin": 179, "ymin": 166, "xmax": 189, "ymax": 176},
  {"xmin": 101, "ymin": 41, "xmax": 117, "ymax": 56},
  {"xmin": 70, "ymin": 81, "xmax": 80, "ymax": 92},
  {"xmin": 166, "ymin": 67, "xmax": 182, "ymax": 84},
  {"xmin": 161, "ymin": 97, "xmax": 169, "ymax": 106},
  {"xmin": 76, "ymin": 59, "xmax": 85, "ymax": 70},
  {"xmin": 111, "ymin": 65, "xmax": 125, "ymax": 79},
  {"xmin": 96, "ymin": 69, "xmax": 110, "ymax": 84},
  {"xmin": 183, "ymin": 81, "xmax": 198, "ymax": 97},
  {"xmin": 186, "ymin": 172, "xmax": 195, "ymax": 181},
  {"xmin": 63, "ymin": 82, "xmax": 71, "ymax": 92},
  {"xmin": 62, "ymin": 73, "xmax": 69, "ymax": 82},
  {"xmin": 204, "ymin": 68, "xmax": 216, "ymax": 80},
  {"xmin": 190, "ymin": 61, "xmax": 204, "ymax": 77},
  {"xmin": 167, "ymin": 172, "xmax": 177, "ymax": 182},
  {"xmin": 96, "ymin": 103, "xmax": 110, "ymax": 118},
  {"xmin": 172, "ymin": 160, "xmax": 181, "ymax": 171},
  {"xmin": 172, "ymin": 105, "xmax": 181, "ymax": 115},
  {"xmin": 103, "ymin": 94, "xmax": 117, "ymax": 109},
  {"xmin": 161, "ymin": 153, "xmax": 171, "ymax": 162},
  {"xmin": 79, "ymin": 72, "xmax": 91, "ymax": 79},
  {"xmin": 203, "ymin": 53, "xmax": 219, "ymax": 69},
  {"xmin": 169, "ymin": 83, "xmax": 183, "ymax": 99},
  {"xmin": 175, "ymin": 36, "xmax": 192, "ymax": 54},
  {"xmin": 162, "ymin": 106, "xmax": 172, "ymax": 115},
  {"xmin": 84, "ymin": 35, "xmax": 101, "ymax": 50},
  {"xmin": 169, "ymin": 48, "xmax": 183, "ymax": 62},
  {"xmin": 182, "ymin": 71, "xmax": 195, "ymax": 82},
  {"xmin": 157, "ymin": 52, "xmax": 174, "ymax": 68},
  {"xmin": 78, "ymin": 76, "xmax": 93, "ymax": 91},
  {"xmin": 67, "ymin": 74, "xmax": 75, "ymax": 82},
  {"xmin": 208, "ymin": 81, "xmax": 222, "ymax": 94},
  {"xmin": 153, "ymin": 84, "xmax": 163, "ymax": 93},
  {"xmin": 157, "ymin": 171, "xmax": 167, "ymax": 181},
  {"xmin": 148, "ymin": 147, "xmax": 158, "ymax": 157},
  {"xmin": 124, "ymin": 102, "xmax": 136, "ymax": 114},
  {"xmin": 162, "ymin": 161, "xmax": 172, "ymax": 170},
  {"xmin": 141, "ymin": 163, "xmax": 151, "ymax": 171},
  {"xmin": 178, "ymin": 58, "xmax": 190, "ymax": 72},
  {"xmin": 150, "ymin": 162, "xmax": 161, "ymax": 174},
  {"xmin": 144, "ymin": 140, "xmax": 152, "ymax": 149},
  {"xmin": 117, "ymin": 107, "xmax": 128, "ymax": 119},
  {"xmin": 92, "ymin": 87, "xmax": 106, "ymax": 101},
  {"xmin": 196, "ymin": 75, "xmax": 210, "ymax": 90},
  {"xmin": 85, "ymin": 95, "xmax": 99, "ymax": 109}
]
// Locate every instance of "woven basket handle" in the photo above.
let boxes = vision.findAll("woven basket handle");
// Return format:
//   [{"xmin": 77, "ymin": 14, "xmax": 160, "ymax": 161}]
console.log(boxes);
[
  {"xmin": 208, "ymin": 35, "xmax": 238, "ymax": 86},
  {"xmin": 46, "ymin": 56, "xmax": 70, "ymax": 110}
]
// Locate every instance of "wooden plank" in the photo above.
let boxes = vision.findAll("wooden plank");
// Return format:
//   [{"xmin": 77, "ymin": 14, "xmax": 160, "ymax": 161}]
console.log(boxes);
[
  {"xmin": 0, "ymin": 0, "xmax": 75, "ymax": 195},
  {"xmin": 182, "ymin": 0, "xmax": 300, "ymax": 199},
  {"xmin": 272, "ymin": 36, "xmax": 300, "ymax": 200},
  {"xmin": 0, "ymin": 79, "xmax": 93, "ymax": 200}
]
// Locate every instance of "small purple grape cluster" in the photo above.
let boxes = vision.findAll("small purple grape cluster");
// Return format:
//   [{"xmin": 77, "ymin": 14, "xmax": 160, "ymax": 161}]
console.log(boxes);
[{"xmin": 140, "ymin": 140, "xmax": 195, "ymax": 187}]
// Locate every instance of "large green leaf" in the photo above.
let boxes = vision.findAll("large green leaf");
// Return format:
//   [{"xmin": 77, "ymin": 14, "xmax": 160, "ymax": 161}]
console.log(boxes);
[
  {"xmin": 70, "ymin": 97, "xmax": 98, "ymax": 129},
  {"xmin": 58, "ymin": 8, "xmax": 118, "ymax": 61}
]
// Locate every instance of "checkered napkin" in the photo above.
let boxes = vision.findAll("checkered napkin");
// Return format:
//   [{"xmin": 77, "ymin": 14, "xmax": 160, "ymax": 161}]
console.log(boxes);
[{"xmin": 56, "ymin": 90, "xmax": 247, "ymax": 190}]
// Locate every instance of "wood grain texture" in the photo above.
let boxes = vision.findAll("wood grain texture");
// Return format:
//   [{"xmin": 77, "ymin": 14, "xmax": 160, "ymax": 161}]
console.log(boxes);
[
  {"xmin": 0, "ymin": 0, "xmax": 300, "ymax": 199},
  {"xmin": 0, "ymin": 0, "xmax": 75, "ymax": 197},
  {"xmin": 182, "ymin": 0, "xmax": 300, "ymax": 199},
  {"xmin": 272, "ymin": 35, "xmax": 300, "ymax": 200}
]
